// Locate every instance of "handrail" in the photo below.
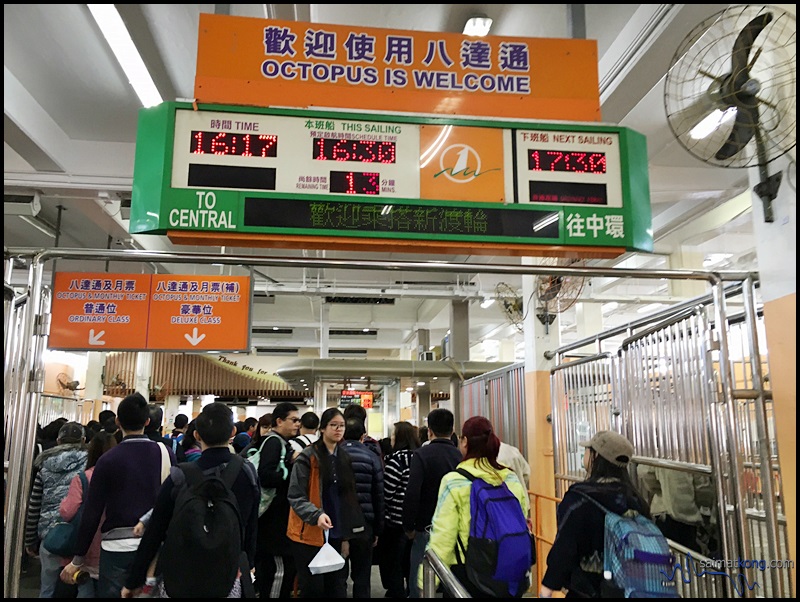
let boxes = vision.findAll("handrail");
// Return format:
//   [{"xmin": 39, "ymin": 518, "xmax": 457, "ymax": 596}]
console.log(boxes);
[
  {"xmin": 530, "ymin": 490, "xmax": 562, "ymax": 594},
  {"xmin": 422, "ymin": 548, "xmax": 471, "ymax": 598}
]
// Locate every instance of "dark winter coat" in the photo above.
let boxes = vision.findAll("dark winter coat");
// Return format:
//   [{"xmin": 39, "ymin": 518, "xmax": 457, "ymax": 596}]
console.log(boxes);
[
  {"xmin": 541, "ymin": 479, "xmax": 647, "ymax": 598},
  {"xmin": 340, "ymin": 439, "xmax": 385, "ymax": 537}
]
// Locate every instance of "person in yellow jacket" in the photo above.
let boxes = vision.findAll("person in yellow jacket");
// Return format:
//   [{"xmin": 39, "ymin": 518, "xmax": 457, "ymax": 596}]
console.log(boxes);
[
  {"xmin": 421, "ymin": 416, "xmax": 530, "ymax": 595},
  {"xmin": 287, "ymin": 407, "xmax": 366, "ymax": 598}
]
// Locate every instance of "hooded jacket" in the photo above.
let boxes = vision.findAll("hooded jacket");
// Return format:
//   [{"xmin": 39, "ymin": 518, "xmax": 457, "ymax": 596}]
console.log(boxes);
[{"xmin": 25, "ymin": 443, "xmax": 87, "ymax": 545}]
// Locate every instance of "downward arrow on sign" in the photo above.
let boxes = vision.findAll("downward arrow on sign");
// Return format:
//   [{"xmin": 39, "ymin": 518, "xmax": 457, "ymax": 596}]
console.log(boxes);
[
  {"xmin": 88, "ymin": 329, "xmax": 106, "ymax": 346},
  {"xmin": 184, "ymin": 327, "xmax": 206, "ymax": 346}
]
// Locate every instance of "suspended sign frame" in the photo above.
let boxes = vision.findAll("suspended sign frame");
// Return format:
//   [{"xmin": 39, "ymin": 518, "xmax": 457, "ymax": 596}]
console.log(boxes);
[{"xmin": 130, "ymin": 102, "xmax": 652, "ymax": 258}]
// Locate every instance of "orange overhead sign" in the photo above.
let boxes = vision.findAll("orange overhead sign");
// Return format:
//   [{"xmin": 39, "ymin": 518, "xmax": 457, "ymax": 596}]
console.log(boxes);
[
  {"xmin": 48, "ymin": 272, "xmax": 152, "ymax": 350},
  {"xmin": 146, "ymin": 275, "xmax": 252, "ymax": 351},
  {"xmin": 48, "ymin": 273, "xmax": 252, "ymax": 352},
  {"xmin": 195, "ymin": 14, "xmax": 601, "ymax": 122}
]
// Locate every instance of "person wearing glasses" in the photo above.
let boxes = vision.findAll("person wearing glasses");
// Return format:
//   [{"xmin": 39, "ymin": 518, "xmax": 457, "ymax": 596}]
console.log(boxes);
[
  {"xmin": 255, "ymin": 402, "xmax": 301, "ymax": 598},
  {"xmin": 287, "ymin": 408, "xmax": 367, "ymax": 598}
]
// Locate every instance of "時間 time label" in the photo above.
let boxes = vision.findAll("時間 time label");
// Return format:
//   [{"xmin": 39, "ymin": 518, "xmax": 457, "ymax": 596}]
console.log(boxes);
[
  {"xmin": 515, "ymin": 129, "xmax": 623, "ymax": 208},
  {"xmin": 171, "ymin": 109, "xmax": 419, "ymax": 198}
]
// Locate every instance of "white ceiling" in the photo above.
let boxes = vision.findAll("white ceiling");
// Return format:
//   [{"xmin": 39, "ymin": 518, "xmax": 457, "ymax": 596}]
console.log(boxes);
[{"xmin": 4, "ymin": 4, "xmax": 794, "ymax": 393}]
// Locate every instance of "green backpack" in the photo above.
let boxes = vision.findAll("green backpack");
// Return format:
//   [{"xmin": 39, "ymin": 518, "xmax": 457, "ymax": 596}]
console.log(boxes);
[{"xmin": 245, "ymin": 431, "xmax": 287, "ymax": 516}]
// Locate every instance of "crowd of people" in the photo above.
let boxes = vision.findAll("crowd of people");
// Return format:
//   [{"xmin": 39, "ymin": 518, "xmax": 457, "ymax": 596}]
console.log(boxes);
[
  {"xmin": 23, "ymin": 397, "xmax": 535, "ymax": 599},
  {"xmin": 26, "ymin": 395, "xmax": 674, "ymax": 599}
]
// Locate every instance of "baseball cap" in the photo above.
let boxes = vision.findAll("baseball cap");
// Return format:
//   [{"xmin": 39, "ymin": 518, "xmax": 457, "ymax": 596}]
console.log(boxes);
[
  {"xmin": 579, "ymin": 430, "xmax": 634, "ymax": 467},
  {"xmin": 58, "ymin": 421, "xmax": 85, "ymax": 444}
]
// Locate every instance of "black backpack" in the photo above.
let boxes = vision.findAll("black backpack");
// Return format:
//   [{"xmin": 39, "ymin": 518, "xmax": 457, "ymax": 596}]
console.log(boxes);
[{"xmin": 159, "ymin": 455, "xmax": 249, "ymax": 598}]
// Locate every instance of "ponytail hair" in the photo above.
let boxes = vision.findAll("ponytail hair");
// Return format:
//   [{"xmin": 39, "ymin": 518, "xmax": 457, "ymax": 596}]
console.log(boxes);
[{"xmin": 461, "ymin": 416, "xmax": 503, "ymax": 471}]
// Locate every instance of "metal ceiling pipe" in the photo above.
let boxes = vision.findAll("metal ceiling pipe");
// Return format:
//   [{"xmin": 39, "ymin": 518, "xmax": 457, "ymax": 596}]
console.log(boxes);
[{"xmin": 4, "ymin": 246, "xmax": 756, "ymax": 283}]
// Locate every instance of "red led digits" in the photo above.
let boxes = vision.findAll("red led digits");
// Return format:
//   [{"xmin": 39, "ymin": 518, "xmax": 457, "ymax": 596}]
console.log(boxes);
[
  {"xmin": 329, "ymin": 171, "xmax": 380, "ymax": 195},
  {"xmin": 190, "ymin": 131, "xmax": 277, "ymax": 157},
  {"xmin": 313, "ymin": 138, "xmax": 396, "ymax": 164},
  {"xmin": 528, "ymin": 149, "xmax": 606, "ymax": 174}
]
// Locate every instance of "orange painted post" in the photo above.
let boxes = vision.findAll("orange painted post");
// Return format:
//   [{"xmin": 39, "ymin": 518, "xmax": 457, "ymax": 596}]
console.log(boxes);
[{"xmin": 530, "ymin": 491, "xmax": 561, "ymax": 596}]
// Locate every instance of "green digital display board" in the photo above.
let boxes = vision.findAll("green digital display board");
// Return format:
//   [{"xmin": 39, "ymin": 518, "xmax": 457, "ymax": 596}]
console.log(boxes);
[{"xmin": 130, "ymin": 102, "xmax": 652, "ymax": 256}]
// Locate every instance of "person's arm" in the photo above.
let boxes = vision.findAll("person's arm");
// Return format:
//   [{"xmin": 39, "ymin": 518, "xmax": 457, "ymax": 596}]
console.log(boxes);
[
  {"xmin": 24, "ymin": 472, "xmax": 44, "ymax": 553},
  {"xmin": 59, "ymin": 473, "xmax": 84, "ymax": 522},
  {"xmin": 123, "ymin": 475, "xmax": 177, "ymax": 590},
  {"xmin": 132, "ymin": 507, "xmax": 153, "ymax": 537},
  {"xmin": 286, "ymin": 453, "xmax": 323, "ymax": 526},
  {"xmin": 540, "ymin": 491, "xmax": 584, "ymax": 592},
  {"xmin": 62, "ymin": 460, "xmax": 112, "ymax": 580},
  {"xmin": 402, "ymin": 452, "xmax": 423, "ymax": 535},
  {"xmin": 371, "ymin": 452, "xmax": 385, "ymax": 538}
]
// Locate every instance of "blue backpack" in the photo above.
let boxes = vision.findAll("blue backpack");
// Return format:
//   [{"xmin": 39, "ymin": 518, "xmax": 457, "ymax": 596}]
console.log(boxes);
[
  {"xmin": 454, "ymin": 468, "xmax": 532, "ymax": 597},
  {"xmin": 576, "ymin": 492, "xmax": 680, "ymax": 598}
]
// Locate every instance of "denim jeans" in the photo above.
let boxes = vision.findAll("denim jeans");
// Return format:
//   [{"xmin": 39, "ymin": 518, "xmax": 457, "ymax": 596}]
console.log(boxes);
[
  {"xmin": 407, "ymin": 530, "xmax": 430, "ymax": 598},
  {"xmin": 97, "ymin": 549, "xmax": 137, "ymax": 598},
  {"xmin": 38, "ymin": 545, "xmax": 63, "ymax": 598},
  {"xmin": 76, "ymin": 577, "xmax": 97, "ymax": 598}
]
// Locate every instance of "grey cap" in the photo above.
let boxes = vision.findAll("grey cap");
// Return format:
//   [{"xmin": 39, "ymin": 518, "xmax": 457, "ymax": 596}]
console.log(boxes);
[
  {"xmin": 57, "ymin": 421, "xmax": 85, "ymax": 444},
  {"xmin": 579, "ymin": 430, "xmax": 634, "ymax": 467}
]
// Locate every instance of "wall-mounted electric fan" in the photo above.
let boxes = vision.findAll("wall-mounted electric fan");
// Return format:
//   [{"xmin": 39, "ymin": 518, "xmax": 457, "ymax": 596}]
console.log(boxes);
[{"xmin": 664, "ymin": 5, "xmax": 796, "ymax": 222}]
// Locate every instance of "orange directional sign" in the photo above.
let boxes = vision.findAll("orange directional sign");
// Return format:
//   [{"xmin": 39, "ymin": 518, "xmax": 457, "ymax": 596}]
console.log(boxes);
[
  {"xmin": 146, "ymin": 275, "xmax": 252, "ymax": 351},
  {"xmin": 48, "ymin": 273, "xmax": 152, "ymax": 350}
]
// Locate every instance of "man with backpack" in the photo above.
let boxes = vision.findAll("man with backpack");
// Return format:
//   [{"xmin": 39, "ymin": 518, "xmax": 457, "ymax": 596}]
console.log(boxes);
[
  {"xmin": 402, "ymin": 409, "xmax": 463, "ymax": 598},
  {"xmin": 60, "ymin": 393, "xmax": 176, "ymax": 598},
  {"xmin": 288, "ymin": 410, "xmax": 320, "ymax": 455},
  {"xmin": 121, "ymin": 402, "xmax": 259, "ymax": 598},
  {"xmin": 252, "ymin": 402, "xmax": 301, "ymax": 598}
]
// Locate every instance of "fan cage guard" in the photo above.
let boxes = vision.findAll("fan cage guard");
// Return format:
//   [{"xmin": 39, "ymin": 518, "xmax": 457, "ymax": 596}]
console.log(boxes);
[
  {"xmin": 664, "ymin": 5, "xmax": 796, "ymax": 170},
  {"xmin": 495, "ymin": 282, "xmax": 524, "ymax": 333}
]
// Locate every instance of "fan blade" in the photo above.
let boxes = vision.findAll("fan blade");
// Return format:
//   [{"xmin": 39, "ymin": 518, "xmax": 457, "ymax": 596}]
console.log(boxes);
[
  {"xmin": 730, "ymin": 12, "xmax": 773, "ymax": 87},
  {"xmin": 715, "ymin": 104, "xmax": 759, "ymax": 161}
]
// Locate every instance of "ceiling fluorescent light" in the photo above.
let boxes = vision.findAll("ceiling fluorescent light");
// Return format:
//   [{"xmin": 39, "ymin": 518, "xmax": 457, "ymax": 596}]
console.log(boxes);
[
  {"xmin": 463, "ymin": 16, "xmax": 493, "ymax": 37},
  {"xmin": 637, "ymin": 302, "xmax": 667, "ymax": 314},
  {"xmin": 601, "ymin": 301, "xmax": 618, "ymax": 313},
  {"xmin": 20, "ymin": 215, "xmax": 57, "ymax": 238},
  {"xmin": 87, "ymin": 4, "xmax": 163, "ymax": 108},
  {"xmin": 480, "ymin": 297, "xmax": 495, "ymax": 309},
  {"xmin": 689, "ymin": 107, "xmax": 736, "ymax": 140}
]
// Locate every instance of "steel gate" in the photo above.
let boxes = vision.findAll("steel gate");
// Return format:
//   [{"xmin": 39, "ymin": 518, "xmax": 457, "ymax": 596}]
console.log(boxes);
[
  {"xmin": 461, "ymin": 363, "xmax": 527, "ymax": 456},
  {"xmin": 550, "ymin": 279, "xmax": 790, "ymax": 598}
]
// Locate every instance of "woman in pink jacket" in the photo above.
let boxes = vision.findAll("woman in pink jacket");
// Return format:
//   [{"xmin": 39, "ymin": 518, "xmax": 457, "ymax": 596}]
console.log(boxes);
[{"xmin": 59, "ymin": 431, "xmax": 117, "ymax": 597}]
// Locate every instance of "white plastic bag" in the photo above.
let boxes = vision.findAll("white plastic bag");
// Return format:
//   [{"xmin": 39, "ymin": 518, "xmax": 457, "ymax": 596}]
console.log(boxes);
[{"xmin": 308, "ymin": 530, "xmax": 346, "ymax": 575}]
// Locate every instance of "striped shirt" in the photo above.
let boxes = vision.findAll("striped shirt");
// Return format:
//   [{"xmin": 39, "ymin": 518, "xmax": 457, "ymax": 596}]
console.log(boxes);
[{"xmin": 383, "ymin": 449, "xmax": 415, "ymax": 527}]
